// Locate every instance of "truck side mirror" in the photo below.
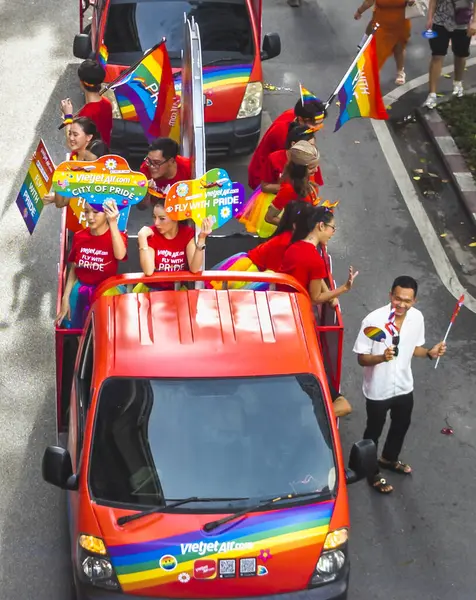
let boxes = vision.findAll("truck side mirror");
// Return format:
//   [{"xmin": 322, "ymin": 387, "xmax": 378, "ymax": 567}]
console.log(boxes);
[
  {"xmin": 261, "ymin": 33, "xmax": 281, "ymax": 61},
  {"xmin": 345, "ymin": 439, "xmax": 377, "ymax": 484},
  {"xmin": 42, "ymin": 446, "xmax": 78, "ymax": 490},
  {"xmin": 73, "ymin": 34, "xmax": 93, "ymax": 60}
]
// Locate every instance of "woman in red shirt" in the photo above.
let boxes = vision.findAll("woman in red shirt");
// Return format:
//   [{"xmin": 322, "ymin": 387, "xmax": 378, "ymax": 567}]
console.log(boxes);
[
  {"xmin": 261, "ymin": 123, "xmax": 323, "ymax": 195},
  {"xmin": 136, "ymin": 200, "xmax": 212, "ymax": 290},
  {"xmin": 56, "ymin": 200, "xmax": 128, "ymax": 329},
  {"xmin": 43, "ymin": 117, "xmax": 109, "ymax": 208},
  {"xmin": 210, "ymin": 200, "xmax": 309, "ymax": 290},
  {"xmin": 265, "ymin": 140, "xmax": 321, "ymax": 227},
  {"xmin": 279, "ymin": 206, "xmax": 358, "ymax": 304}
]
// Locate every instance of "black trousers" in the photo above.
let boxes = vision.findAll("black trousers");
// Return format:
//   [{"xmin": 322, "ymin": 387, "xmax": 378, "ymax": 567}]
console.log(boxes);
[{"xmin": 363, "ymin": 392, "xmax": 414, "ymax": 476}]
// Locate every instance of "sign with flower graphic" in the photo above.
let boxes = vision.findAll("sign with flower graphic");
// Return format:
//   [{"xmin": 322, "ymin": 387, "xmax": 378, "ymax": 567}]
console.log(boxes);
[
  {"xmin": 52, "ymin": 155, "xmax": 148, "ymax": 210},
  {"xmin": 164, "ymin": 168, "xmax": 245, "ymax": 230}
]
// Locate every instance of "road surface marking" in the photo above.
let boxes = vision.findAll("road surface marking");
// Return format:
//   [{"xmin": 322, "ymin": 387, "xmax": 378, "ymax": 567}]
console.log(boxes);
[{"xmin": 371, "ymin": 64, "xmax": 476, "ymax": 314}]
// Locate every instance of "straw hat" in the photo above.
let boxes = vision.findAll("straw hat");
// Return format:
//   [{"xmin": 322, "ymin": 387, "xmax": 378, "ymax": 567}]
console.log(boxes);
[{"xmin": 289, "ymin": 140, "xmax": 320, "ymax": 168}]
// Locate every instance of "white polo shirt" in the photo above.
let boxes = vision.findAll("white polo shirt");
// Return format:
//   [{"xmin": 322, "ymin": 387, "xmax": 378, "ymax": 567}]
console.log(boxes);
[{"xmin": 353, "ymin": 304, "xmax": 425, "ymax": 401}]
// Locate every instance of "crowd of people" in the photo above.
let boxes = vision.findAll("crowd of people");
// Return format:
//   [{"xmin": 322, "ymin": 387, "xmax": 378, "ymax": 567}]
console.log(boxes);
[{"xmin": 46, "ymin": 26, "xmax": 450, "ymax": 494}]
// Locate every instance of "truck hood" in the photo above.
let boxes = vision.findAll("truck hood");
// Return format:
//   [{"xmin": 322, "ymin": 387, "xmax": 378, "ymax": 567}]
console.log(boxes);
[
  {"xmin": 93, "ymin": 500, "xmax": 334, "ymax": 597},
  {"xmin": 173, "ymin": 63, "xmax": 253, "ymax": 123}
]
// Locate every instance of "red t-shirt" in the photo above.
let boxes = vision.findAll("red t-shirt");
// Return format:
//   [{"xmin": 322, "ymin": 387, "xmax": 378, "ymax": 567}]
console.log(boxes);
[
  {"xmin": 248, "ymin": 109, "xmax": 295, "ymax": 189},
  {"xmin": 68, "ymin": 228, "xmax": 128, "ymax": 286},
  {"xmin": 279, "ymin": 241, "xmax": 327, "ymax": 291},
  {"xmin": 262, "ymin": 149, "xmax": 324, "ymax": 187},
  {"xmin": 248, "ymin": 230, "xmax": 292, "ymax": 272},
  {"xmin": 79, "ymin": 98, "xmax": 113, "ymax": 146},
  {"xmin": 147, "ymin": 225, "xmax": 195, "ymax": 288},
  {"xmin": 272, "ymin": 182, "xmax": 320, "ymax": 212},
  {"xmin": 140, "ymin": 156, "xmax": 192, "ymax": 195}
]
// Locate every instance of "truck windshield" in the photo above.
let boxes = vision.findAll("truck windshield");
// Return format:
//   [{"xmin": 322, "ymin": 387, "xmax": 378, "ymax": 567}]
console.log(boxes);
[
  {"xmin": 103, "ymin": 0, "xmax": 255, "ymax": 67},
  {"xmin": 89, "ymin": 375, "xmax": 337, "ymax": 509}
]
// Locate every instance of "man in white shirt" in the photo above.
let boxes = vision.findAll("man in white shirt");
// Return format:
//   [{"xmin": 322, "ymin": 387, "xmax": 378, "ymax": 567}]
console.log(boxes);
[{"xmin": 353, "ymin": 276, "xmax": 446, "ymax": 494}]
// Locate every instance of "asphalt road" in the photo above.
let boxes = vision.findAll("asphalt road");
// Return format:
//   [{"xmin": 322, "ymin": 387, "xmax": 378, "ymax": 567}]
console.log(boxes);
[{"xmin": 0, "ymin": 0, "xmax": 475, "ymax": 599}]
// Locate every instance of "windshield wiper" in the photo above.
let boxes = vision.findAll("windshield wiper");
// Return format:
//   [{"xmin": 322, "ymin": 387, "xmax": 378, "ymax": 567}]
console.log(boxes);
[
  {"xmin": 203, "ymin": 57, "xmax": 249, "ymax": 67},
  {"xmin": 203, "ymin": 491, "xmax": 327, "ymax": 532},
  {"xmin": 117, "ymin": 497, "xmax": 248, "ymax": 526}
]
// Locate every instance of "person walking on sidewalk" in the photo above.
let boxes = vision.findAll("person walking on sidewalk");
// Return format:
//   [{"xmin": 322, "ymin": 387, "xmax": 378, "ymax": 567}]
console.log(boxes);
[
  {"xmin": 423, "ymin": 0, "xmax": 476, "ymax": 109},
  {"xmin": 353, "ymin": 276, "xmax": 446, "ymax": 494}
]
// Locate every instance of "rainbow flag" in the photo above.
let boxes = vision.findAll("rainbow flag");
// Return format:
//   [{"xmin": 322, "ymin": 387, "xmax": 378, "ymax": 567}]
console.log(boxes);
[
  {"xmin": 300, "ymin": 83, "xmax": 319, "ymax": 105},
  {"xmin": 98, "ymin": 41, "xmax": 108, "ymax": 70},
  {"xmin": 109, "ymin": 43, "xmax": 180, "ymax": 143},
  {"xmin": 334, "ymin": 37, "xmax": 388, "ymax": 132}
]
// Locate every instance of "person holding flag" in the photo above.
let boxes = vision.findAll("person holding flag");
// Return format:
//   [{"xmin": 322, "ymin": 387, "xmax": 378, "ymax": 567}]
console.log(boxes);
[
  {"xmin": 60, "ymin": 59, "xmax": 113, "ymax": 146},
  {"xmin": 247, "ymin": 91, "xmax": 326, "ymax": 190},
  {"xmin": 353, "ymin": 276, "xmax": 446, "ymax": 494}
]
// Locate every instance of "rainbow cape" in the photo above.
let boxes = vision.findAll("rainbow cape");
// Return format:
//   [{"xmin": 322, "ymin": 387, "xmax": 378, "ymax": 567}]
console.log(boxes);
[
  {"xmin": 109, "ymin": 42, "xmax": 180, "ymax": 143},
  {"xmin": 334, "ymin": 36, "xmax": 388, "ymax": 132}
]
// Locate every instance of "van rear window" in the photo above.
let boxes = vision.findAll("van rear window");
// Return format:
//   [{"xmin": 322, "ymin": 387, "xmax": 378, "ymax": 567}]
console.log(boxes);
[{"xmin": 104, "ymin": 0, "xmax": 255, "ymax": 66}]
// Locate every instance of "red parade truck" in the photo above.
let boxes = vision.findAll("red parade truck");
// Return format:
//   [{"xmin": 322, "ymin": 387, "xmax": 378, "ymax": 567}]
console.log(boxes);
[
  {"xmin": 73, "ymin": 0, "xmax": 281, "ymax": 163},
  {"xmin": 45, "ymin": 247, "xmax": 376, "ymax": 599}
]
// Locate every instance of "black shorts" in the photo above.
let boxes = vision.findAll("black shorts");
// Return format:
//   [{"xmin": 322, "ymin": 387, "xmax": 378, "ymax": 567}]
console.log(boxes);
[{"xmin": 429, "ymin": 24, "xmax": 472, "ymax": 58}]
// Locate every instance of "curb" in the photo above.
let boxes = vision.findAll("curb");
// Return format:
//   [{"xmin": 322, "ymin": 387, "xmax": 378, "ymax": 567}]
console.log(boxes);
[{"xmin": 416, "ymin": 105, "xmax": 476, "ymax": 227}]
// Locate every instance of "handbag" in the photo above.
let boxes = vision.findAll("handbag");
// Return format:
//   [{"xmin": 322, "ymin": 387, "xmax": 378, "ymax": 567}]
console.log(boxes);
[
  {"xmin": 405, "ymin": 0, "xmax": 428, "ymax": 19},
  {"xmin": 451, "ymin": 0, "xmax": 473, "ymax": 25}
]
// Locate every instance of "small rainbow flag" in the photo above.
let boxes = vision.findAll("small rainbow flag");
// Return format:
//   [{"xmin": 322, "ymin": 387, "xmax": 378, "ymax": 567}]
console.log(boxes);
[
  {"xmin": 334, "ymin": 36, "xmax": 388, "ymax": 132},
  {"xmin": 300, "ymin": 83, "xmax": 320, "ymax": 105},
  {"xmin": 98, "ymin": 41, "xmax": 108, "ymax": 70},
  {"xmin": 109, "ymin": 42, "xmax": 180, "ymax": 143}
]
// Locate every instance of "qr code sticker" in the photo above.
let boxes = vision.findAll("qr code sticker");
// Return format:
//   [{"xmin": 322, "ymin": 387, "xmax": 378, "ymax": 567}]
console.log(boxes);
[
  {"xmin": 219, "ymin": 559, "xmax": 236, "ymax": 578},
  {"xmin": 239, "ymin": 558, "xmax": 257, "ymax": 577}
]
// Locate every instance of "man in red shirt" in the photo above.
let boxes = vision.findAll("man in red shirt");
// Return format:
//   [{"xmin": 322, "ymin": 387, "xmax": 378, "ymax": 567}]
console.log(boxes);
[
  {"xmin": 248, "ymin": 98, "xmax": 327, "ymax": 190},
  {"xmin": 138, "ymin": 137, "xmax": 192, "ymax": 210},
  {"xmin": 261, "ymin": 123, "xmax": 323, "ymax": 194},
  {"xmin": 60, "ymin": 60, "xmax": 113, "ymax": 146}
]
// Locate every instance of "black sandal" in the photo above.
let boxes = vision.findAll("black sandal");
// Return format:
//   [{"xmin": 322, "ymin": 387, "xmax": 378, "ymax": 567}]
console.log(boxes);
[
  {"xmin": 370, "ymin": 477, "xmax": 393, "ymax": 494},
  {"xmin": 378, "ymin": 459, "xmax": 412, "ymax": 475}
]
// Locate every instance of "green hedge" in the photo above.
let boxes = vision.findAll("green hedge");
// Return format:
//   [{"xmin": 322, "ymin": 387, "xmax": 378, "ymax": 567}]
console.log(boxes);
[{"xmin": 438, "ymin": 95, "xmax": 476, "ymax": 173}]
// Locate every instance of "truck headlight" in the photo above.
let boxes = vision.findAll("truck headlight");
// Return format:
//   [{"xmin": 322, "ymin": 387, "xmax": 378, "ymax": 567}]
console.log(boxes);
[
  {"xmin": 309, "ymin": 529, "xmax": 348, "ymax": 586},
  {"xmin": 77, "ymin": 534, "xmax": 121, "ymax": 591},
  {"xmin": 237, "ymin": 82, "xmax": 263, "ymax": 119},
  {"xmin": 102, "ymin": 88, "xmax": 123, "ymax": 119}
]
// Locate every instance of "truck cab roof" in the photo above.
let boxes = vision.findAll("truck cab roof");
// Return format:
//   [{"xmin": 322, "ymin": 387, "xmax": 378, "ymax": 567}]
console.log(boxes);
[{"xmin": 93, "ymin": 287, "xmax": 321, "ymax": 380}]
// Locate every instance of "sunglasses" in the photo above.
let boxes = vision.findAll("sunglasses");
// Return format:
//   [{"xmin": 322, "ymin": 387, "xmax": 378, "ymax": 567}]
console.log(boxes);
[{"xmin": 392, "ymin": 335, "xmax": 400, "ymax": 357}]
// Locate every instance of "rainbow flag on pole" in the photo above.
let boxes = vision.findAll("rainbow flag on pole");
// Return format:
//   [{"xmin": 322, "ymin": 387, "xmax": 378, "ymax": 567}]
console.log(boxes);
[
  {"xmin": 300, "ymin": 83, "xmax": 319, "ymax": 105},
  {"xmin": 98, "ymin": 41, "xmax": 108, "ymax": 70},
  {"xmin": 109, "ymin": 42, "xmax": 180, "ymax": 142},
  {"xmin": 333, "ymin": 36, "xmax": 388, "ymax": 132}
]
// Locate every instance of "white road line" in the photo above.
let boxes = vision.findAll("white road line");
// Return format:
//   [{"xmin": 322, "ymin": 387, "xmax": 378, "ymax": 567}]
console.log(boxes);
[{"xmin": 371, "ymin": 63, "xmax": 476, "ymax": 314}]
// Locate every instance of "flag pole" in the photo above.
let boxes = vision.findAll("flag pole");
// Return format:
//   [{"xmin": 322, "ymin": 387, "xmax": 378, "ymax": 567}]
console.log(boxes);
[
  {"xmin": 434, "ymin": 293, "xmax": 465, "ymax": 369},
  {"xmin": 58, "ymin": 38, "xmax": 167, "ymax": 130},
  {"xmin": 324, "ymin": 23, "xmax": 380, "ymax": 110}
]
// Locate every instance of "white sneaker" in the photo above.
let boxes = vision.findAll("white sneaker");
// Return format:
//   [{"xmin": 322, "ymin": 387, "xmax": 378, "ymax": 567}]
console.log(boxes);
[
  {"xmin": 453, "ymin": 81, "xmax": 464, "ymax": 97},
  {"xmin": 423, "ymin": 93, "xmax": 437, "ymax": 109}
]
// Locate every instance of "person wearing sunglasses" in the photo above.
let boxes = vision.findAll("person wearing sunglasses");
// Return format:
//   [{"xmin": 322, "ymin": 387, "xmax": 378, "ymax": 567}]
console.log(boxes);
[
  {"xmin": 278, "ymin": 205, "xmax": 358, "ymax": 306},
  {"xmin": 353, "ymin": 275, "xmax": 446, "ymax": 494},
  {"xmin": 248, "ymin": 97, "xmax": 327, "ymax": 191},
  {"xmin": 138, "ymin": 137, "xmax": 191, "ymax": 210}
]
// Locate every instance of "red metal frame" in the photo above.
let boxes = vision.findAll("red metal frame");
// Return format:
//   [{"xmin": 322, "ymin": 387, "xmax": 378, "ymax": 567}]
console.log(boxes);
[{"xmin": 55, "ymin": 210, "xmax": 82, "ymax": 434}]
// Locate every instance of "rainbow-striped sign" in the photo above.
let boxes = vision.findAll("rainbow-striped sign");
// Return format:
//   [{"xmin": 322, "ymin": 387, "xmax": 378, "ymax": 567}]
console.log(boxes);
[
  {"xmin": 165, "ymin": 168, "xmax": 245, "ymax": 231},
  {"xmin": 16, "ymin": 140, "xmax": 55, "ymax": 234},
  {"xmin": 52, "ymin": 155, "xmax": 148, "ymax": 209}
]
